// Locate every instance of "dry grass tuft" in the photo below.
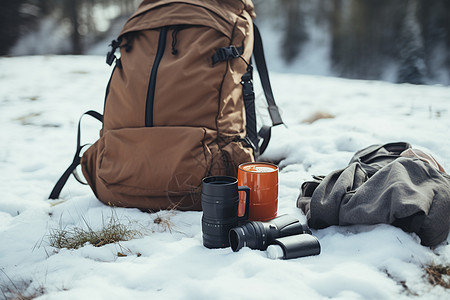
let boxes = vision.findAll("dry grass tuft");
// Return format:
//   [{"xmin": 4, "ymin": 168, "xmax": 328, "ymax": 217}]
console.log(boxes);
[
  {"xmin": 0, "ymin": 270, "xmax": 45, "ymax": 300},
  {"xmin": 48, "ymin": 213, "xmax": 143, "ymax": 250},
  {"xmin": 152, "ymin": 212, "xmax": 178, "ymax": 234},
  {"xmin": 425, "ymin": 264, "xmax": 450, "ymax": 289}
]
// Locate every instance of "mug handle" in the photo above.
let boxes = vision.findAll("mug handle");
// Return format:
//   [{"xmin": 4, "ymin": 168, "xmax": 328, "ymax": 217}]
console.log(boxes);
[{"xmin": 237, "ymin": 186, "xmax": 250, "ymax": 221}]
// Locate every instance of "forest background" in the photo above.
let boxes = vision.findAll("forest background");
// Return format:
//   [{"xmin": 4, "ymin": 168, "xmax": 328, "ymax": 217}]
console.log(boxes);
[{"xmin": 1, "ymin": 0, "xmax": 450, "ymax": 85}]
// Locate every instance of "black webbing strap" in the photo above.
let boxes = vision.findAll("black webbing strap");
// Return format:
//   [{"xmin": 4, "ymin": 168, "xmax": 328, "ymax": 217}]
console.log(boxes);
[
  {"xmin": 257, "ymin": 125, "xmax": 272, "ymax": 156},
  {"xmin": 253, "ymin": 24, "xmax": 284, "ymax": 127},
  {"xmin": 48, "ymin": 110, "xmax": 103, "ymax": 199},
  {"xmin": 241, "ymin": 66, "xmax": 259, "ymax": 153},
  {"xmin": 252, "ymin": 24, "xmax": 284, "ymax": 156}
]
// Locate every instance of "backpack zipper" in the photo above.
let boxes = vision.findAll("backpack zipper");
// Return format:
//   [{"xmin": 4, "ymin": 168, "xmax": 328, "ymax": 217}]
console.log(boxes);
[{"xmin": 145, "ymin": 27, "xmax": 168, "ymax": 127}]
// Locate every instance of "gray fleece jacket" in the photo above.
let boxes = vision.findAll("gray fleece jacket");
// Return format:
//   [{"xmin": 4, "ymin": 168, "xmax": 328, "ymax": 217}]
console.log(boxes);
[{"xmin": 297, "ymin": 142, "xmax": 450, "ymax": 247}]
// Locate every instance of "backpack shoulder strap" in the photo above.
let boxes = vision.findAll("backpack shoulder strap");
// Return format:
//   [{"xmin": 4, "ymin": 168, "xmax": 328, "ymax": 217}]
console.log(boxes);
[
  {"xmin": 252, "ymin": 23, "xmax": 284, "ymax": 155},
  {"xmin": 253, "ymin": 24, "xmax": 283, "ymax": 127},
  {"xmin": 49, "ymin": 110, "xmax": 103, "ymax": 199}
]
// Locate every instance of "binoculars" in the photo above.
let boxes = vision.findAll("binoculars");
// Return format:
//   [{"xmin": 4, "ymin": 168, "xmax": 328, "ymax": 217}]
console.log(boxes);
[
  {"xmin": 201, "ymin": 175, "xmax": 320, "ymax": 259},
  {"xmin": 229, "ymin": 214, "xmax": 321, "ymax": 259}
]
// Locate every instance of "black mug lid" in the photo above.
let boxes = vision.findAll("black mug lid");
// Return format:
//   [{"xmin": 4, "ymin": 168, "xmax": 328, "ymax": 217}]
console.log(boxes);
[
  {"xmin": 202, "ymin": 176, "xmax": 239, "ymax": 199},
  {"xmin": 202, "ymin": 176, "xmax": 237, "ymax": 185}
]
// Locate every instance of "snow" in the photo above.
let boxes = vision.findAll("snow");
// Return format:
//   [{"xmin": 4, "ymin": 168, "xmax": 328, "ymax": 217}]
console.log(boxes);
[{"xmin": 0, "ymin": 55, "xmax": 449, "ymax": 299}]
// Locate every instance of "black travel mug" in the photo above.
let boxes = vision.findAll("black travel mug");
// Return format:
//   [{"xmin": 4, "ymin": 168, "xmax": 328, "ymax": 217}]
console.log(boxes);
[{"xmin": 201, "ymin": 176, "xmax": 250, "ymax": 249}]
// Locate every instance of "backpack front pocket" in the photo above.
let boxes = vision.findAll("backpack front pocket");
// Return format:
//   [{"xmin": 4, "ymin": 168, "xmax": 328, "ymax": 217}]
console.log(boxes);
[{"xmin": 97, "ymin": 126, "xmax": 213, "ymax": 198}]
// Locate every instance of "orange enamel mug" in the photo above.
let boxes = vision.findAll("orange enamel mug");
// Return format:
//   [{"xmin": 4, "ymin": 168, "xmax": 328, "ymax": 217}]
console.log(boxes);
[{"xmin": 238, "ymin": 162, "xmax": 278, "ymax": 221}]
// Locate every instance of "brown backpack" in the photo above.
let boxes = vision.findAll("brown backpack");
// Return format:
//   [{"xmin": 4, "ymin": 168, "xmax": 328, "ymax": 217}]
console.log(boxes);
[{"xmin": 50, "ymin": 0, "xmax": 283, "ymax": 211}]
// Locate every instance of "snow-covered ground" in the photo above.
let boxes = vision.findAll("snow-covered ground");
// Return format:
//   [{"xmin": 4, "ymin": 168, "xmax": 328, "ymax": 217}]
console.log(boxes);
[{"xmin": 0, "ymin": 55, "xmax": 449, "ymax": 299}]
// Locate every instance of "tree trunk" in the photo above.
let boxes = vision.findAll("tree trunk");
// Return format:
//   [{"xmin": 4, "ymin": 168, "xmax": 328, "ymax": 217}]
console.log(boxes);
[
  {"xmin": 397, "ymin": 0, "xmax": 425, "ymax": 84},
  {"xmin": 67, "ymin": 0, "xmax": 83, "ymax": 54}
]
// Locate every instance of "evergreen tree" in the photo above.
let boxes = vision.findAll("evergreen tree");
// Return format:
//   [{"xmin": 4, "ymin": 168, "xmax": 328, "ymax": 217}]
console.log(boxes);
[
  {"xmin": 397, "ymin": 0, "xmax": 426, "ymax": 84},
  {"xmin": 280, "ymin": 0, "xmax": 307, "ymax": 63},
  {"xmin": 2, "ymin": 0, "xmax": 141, "ymax": 55},
  {"xmin": 445, "ymin": 1, "xmax": 450, "ymax": 79},
  {"xmin": 64, "ymin": 0, "xmax": 82, "ymax": 54},
  {"xmin": 0, "ymin": 0, "xmax": 38, "ymax": 55}
]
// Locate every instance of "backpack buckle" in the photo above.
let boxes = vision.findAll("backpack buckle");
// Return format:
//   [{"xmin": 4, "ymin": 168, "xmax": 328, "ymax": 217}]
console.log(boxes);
[
  {"xmin": 242, "ymin": 136, "xmax": 257, "ymax": 151},
  {"xmin": 106, "ymin": 38, "xmax": 122, "ymax": 66},
  {"xmin": 212, "ymin": 45, "xmax": 242, "ymax": 65},
  {"xmin": 106, "ymin": 50, "xmax": 116, "ymax": 66},
  {"xmin": 241, "ymin": 70, "xmax": 254, "ymax": 99},
  {"xmin": 227, "ymin": 46, "xmax": 241, "ymax": 58}
]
